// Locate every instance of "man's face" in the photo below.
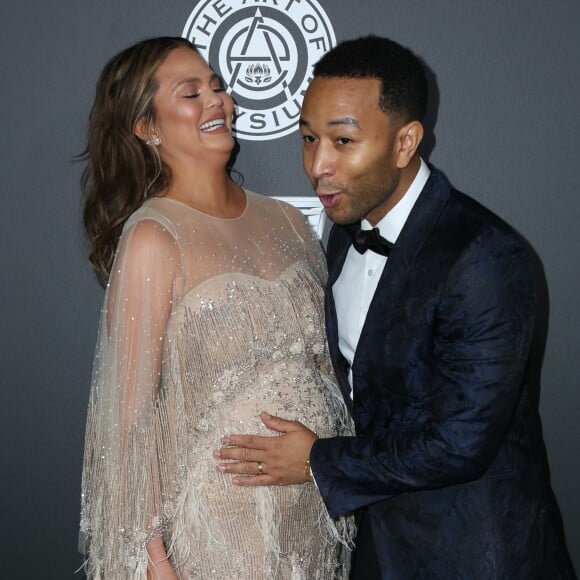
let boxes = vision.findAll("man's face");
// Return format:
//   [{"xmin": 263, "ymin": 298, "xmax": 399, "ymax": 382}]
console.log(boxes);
[{"xmin": 300, "ymin": 76, "xmax": 405, "ymax": 226}]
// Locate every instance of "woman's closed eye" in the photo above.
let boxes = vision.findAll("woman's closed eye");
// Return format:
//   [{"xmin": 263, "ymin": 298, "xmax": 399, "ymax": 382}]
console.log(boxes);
[{"xmin": 184, "ymin": 86, "xmax": 225, "ymax": 98}]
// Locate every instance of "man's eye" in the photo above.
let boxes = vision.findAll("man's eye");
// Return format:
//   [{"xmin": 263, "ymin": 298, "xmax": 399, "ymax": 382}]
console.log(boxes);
[
  {"xmin": 337, "ymin": 137, "xmax": 352, "ymax": 145},
  {"xmin": 212, "ymin": 86, "xmax": 226, "ymax": 93},
  {"xmin": 301, "ymin": 135, "xmax": 316, "ymax": 144},
  {"xmin": 184, "ymin": 93, "xmax": 200, "ymax": 99}
]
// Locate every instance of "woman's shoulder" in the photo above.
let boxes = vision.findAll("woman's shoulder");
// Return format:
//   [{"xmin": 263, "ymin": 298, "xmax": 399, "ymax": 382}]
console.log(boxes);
[
  {"xmin": 115, "ymin": 200, "xmax": 183, "ymax": 268},
  {"xmin": 124, "ymin": 198, "xmax": 181, "ymax": 239},
  {"xmin": 244, "ymin": 189, "xmax": 305, "ymax": 223},
  {"xmin": 120, "ymin": 215, "xmax": 179, "ymax": 262}
]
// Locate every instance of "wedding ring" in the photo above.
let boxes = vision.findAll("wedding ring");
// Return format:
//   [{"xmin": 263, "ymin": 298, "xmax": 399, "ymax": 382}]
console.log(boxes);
[{"xmin": 257, "ymin": 461, "xmax": 263, "ymax": 475}]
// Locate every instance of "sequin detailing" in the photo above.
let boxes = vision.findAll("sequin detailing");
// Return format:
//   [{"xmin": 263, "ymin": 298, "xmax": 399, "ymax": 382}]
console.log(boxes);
[{"xmin": 80, "ymin": 191, "xmax": 354, "ymax": 579}]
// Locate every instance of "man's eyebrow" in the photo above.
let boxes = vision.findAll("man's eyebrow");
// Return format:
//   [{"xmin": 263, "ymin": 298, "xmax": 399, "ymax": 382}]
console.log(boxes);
[
  {"xmin": 298, "ymin": 117, "xmax": 361, "ymax": 129},
  {"xmin": 328, "ymin": 117, "xmax": 360, "ymax": 128}
]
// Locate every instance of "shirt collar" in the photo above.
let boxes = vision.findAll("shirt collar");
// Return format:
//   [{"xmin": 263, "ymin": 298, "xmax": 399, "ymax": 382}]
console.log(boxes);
[{"xmin": 361, "ymin": 158, "xmax": 430, "ymax": 242}]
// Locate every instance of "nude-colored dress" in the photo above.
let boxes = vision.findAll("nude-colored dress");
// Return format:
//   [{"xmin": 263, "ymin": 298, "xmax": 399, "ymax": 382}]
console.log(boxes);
[{"xmin": 80, "ymin": 191, "xmax": 354, "ymax": 579}]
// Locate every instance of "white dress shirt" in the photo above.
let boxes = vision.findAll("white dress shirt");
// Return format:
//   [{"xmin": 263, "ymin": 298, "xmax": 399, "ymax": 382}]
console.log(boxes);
[{"xmin": 333, "ymin": 159, "xmax": 431, "ymax": 397}]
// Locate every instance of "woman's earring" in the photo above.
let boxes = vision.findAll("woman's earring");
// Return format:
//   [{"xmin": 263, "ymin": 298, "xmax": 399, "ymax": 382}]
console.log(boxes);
[{"xmin": 146, "ymin": 136, "xmax": 161, "ymax": 146}]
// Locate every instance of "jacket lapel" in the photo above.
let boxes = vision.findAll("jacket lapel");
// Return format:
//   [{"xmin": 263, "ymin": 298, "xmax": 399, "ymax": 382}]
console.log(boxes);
[
  {"xmin": 352, "ymin": 169, "xmax": 451, "ymax": 431},
  {"xmin": 325, "ymin": 225, "xmax": 354, "ymax": 413}
]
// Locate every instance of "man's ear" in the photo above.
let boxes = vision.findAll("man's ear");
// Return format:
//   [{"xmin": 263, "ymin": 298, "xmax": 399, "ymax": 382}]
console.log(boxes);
[{"xmin": 395, "ymin": 120, "xmax": 424, "ymax": 169}]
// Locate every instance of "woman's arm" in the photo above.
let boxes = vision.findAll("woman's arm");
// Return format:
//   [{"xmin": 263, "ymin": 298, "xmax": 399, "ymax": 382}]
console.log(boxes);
[{"xmin": 81, "ymin": 219, "xmax": 180, "ymax": 578}]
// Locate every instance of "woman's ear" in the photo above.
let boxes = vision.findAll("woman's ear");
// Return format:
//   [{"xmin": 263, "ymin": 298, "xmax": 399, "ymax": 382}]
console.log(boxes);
[
  {"xmin": 134, "ymin": 117, "xmax": 161, "ymax": 147},
  {"xmin": 395, "ymin": 120, "xmax": 424, "ymax": 169},
  {"xmin": 134, "ymin": 117, "xmax": 149, "ymax": 143}
]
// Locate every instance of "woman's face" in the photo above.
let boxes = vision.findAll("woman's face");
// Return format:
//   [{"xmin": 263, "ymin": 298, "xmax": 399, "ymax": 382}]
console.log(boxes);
[{"xmin": 150, "ymin": 46, "xmax": 235, "ymax": 166}]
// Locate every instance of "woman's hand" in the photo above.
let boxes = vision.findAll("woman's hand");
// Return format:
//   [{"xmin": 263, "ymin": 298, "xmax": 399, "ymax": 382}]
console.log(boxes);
[{"xmin": 147, "ymin": 537, "xmax": 179, "ymax": 579}]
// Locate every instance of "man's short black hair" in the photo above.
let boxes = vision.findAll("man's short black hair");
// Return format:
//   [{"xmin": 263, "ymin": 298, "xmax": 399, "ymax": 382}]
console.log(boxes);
[{"xmin": 313, "ymin": 35, "xmax": 428, "ymax": 123}]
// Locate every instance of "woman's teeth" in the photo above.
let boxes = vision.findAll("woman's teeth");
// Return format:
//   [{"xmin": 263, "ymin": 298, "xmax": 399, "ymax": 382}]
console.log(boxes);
[{"xmin": 200, "ymin": 119, "xmax": 225, "ymax": 132}]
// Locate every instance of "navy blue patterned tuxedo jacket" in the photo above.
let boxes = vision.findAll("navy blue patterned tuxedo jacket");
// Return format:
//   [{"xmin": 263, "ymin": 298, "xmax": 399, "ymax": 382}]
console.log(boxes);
[{"xmin": 310, "ymin": 168, "xmax": 574, "ymax": 579}]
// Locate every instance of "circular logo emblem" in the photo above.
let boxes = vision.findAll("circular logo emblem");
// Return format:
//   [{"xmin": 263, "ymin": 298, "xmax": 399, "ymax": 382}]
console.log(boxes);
[{"xmin": 183, "ymin": 1, "xmax": 335, "ymax": 141}]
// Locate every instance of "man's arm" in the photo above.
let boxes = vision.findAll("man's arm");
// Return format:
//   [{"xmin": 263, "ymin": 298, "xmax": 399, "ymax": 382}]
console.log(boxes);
[
  {"xmin": 311, "ymin": 230, "xmax": 537, "ymax": 515},
  {"xmin": 217, "ymin": 231, "xmax": 536, "ymax": 516}
]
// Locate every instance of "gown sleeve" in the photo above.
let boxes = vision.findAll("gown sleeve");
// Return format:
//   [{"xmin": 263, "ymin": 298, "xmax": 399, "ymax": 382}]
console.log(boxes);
[
  {"xmin": 80, "ymin": 218, "xmax": 180, "ymax": 579},
  {"xmin": 276, "ymin": 199, "xmax": 327, "ymax": 283}
]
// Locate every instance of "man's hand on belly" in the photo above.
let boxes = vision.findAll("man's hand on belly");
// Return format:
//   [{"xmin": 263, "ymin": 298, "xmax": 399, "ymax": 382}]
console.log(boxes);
[{"xmin": 214, "ymin": 411, "xmax": 318, "ymax": 486}]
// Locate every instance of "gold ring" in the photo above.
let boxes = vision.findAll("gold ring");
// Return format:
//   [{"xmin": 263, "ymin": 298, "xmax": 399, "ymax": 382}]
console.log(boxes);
[{"xmin": 257, "ymin": 461, "xmax": 263, "ymax": 475}]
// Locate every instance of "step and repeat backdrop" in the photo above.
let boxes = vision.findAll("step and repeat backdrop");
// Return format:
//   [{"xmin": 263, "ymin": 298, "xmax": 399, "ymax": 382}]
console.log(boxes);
[{"xmin": 2, "ymin": 1, "xmax": 579, "ymax": 577}]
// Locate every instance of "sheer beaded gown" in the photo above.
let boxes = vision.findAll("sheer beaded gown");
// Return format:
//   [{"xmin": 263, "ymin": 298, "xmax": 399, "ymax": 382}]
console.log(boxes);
[{"xmin": 80, "ymin": 190, "xmax": 354, "ymax": 579}]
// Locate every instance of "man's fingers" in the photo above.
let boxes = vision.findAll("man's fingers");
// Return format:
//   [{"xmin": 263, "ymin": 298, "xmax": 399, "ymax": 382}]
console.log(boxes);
[
  {"xmin": 260, "ymin": 411, "xmax": 297, "ymax": 432},
  {"xmin": 219, "ymin": 414, "xmax": 306, "ymax": 452},
  {"xmin": 215, "ymin": 446, "xmax": 263, "ymax": 463},
  {"xmin": 217, "ymin": 459, "xmax": 281, "ymax": 486},
  {"xmin": 215, "ymin": 414, "xmax": 316, "ymax": 487},
  {"xmin": 218, "ymin": 460, "xmax": 264, "ymax": 476},
  {"xmin": 231, "ymin": 475, "xmax": 277, "ymax": 487},
  {"xmin": 222, "ymin": 433, "xmax": 266, "ymax": 449}
]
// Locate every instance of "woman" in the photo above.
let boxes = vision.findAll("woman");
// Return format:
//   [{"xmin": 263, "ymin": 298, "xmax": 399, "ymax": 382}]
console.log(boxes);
[{"xmin": 79, "ymin": 37, "xmax": 353, "ymax": 579}]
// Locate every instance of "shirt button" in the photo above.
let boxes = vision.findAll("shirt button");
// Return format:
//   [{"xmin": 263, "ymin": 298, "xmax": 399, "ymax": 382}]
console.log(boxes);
[{"xmin": 367, "ymin": 269, "xmax": 373, "ymax": 276}]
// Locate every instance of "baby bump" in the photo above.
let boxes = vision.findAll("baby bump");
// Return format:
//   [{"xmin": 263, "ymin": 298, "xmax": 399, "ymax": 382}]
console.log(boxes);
[{"xmin": 215, "ymin": 357, "xmax": 342, "ymax": 436}]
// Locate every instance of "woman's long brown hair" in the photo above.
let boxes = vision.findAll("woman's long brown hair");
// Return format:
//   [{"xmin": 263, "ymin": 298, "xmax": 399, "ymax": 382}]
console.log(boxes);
[{"xmin": 80, "ymin": 37, "xmax": 196, "ymax": 287}]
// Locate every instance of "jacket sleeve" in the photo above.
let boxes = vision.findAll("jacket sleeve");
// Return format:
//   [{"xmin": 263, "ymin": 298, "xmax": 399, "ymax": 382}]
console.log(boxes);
[{"xmin": 311, "ymin": 229, "xmax": 537, "ymax": 517}]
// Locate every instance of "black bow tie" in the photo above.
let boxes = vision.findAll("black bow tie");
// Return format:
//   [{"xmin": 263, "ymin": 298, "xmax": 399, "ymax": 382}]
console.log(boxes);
[{"xmin": 347, "ymin": 224, "xmax": 393, "ymax": 256}]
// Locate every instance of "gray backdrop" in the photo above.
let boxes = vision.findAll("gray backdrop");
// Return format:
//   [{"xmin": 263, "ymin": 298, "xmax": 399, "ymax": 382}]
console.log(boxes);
[{"xmin": 1, "ymin": 1, "xmax": 578, "ymax": 578}]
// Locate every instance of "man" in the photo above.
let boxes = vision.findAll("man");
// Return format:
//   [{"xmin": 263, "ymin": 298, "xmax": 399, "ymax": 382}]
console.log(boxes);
[{"xmin": 216, "ymin": 36, "xmax": 574, "ymax": 578}]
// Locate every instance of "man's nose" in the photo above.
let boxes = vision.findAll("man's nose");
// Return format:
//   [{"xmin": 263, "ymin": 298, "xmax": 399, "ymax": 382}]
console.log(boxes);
[{"xmin": 309, "ymin": 144, "xmax": 334, "ymax": 179}]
